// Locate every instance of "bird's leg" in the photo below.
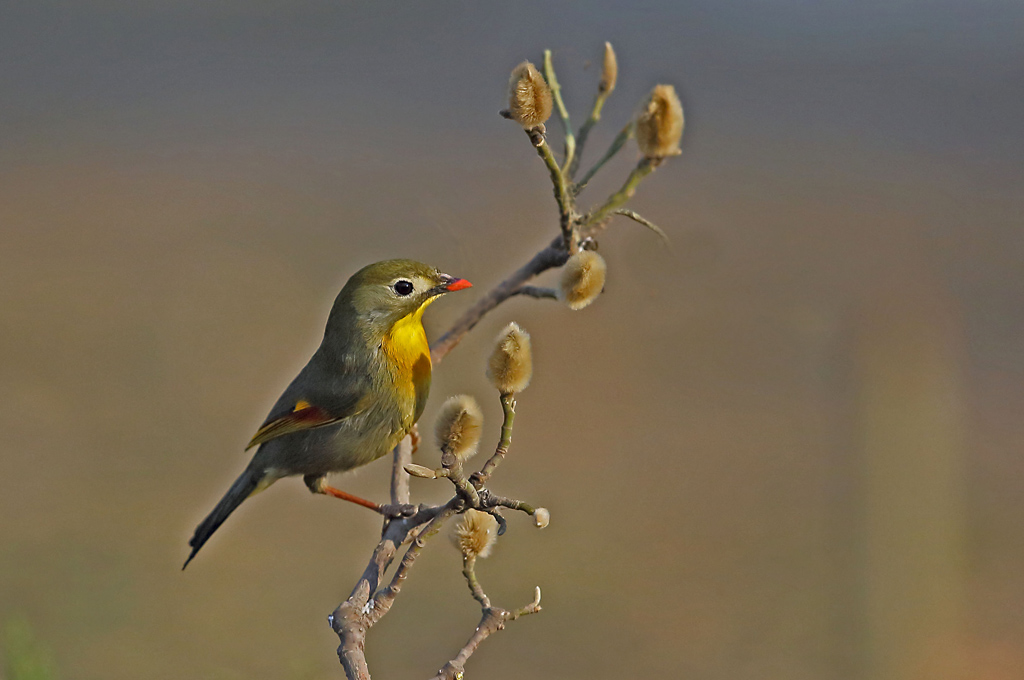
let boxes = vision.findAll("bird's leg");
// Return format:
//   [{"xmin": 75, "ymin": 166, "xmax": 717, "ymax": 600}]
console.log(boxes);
[{"xmin": 304, "ymin": 475, "xmax": 416, "ymax": 518}]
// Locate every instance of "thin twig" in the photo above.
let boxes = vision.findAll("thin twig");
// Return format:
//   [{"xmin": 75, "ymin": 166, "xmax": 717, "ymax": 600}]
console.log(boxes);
[
  {"xmin": 569, "ymin": 91, "xmax": 613, "ymax": 179},
  {"xmin": 471, "ymin": 394, "xmax": 516, "ymax": 488},
  {"xmin": 462, "ymin": 556, "xmax": 490, "ymax": 607},
  {"xmin": 430, "ymin": 237, "xmax": 568, "ymax": 364},
  {"xmin": 441, "ymin": 451, "xmax": 481, "ymax": 507},
  {"xmin": 481, "ymin": 492, "xmax": 536, "ymax": 517},
  {"xmin": 374, "ymin": 500, "xmax": 462, "ymax": 611},
  {"xmin": 582, "ymin": 156, "xmax": 659, "ymax": 228},
  {"xmin": 431, "ymin": 589, "xmax": 542, "ymax": 680},
  {"xmin": 573, "ymin": 122, "xmax": 634, "ymax": 195},
  {"xmin": 612, "ymin": 209, "xmax": 670, "ymax": 244},
  {"xmin": 542, "ymin": 50, "xmax": 575, "ymax": 174},
  {"xmin": 512, "ymin": 285, "xmax": 558, "ymax": 300},
  {"xmin": 533, "ymin": 134, "xmax": 576, "ymax": 251}
]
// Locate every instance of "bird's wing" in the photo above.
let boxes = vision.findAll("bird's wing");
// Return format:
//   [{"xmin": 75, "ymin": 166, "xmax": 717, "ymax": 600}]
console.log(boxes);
[
  {"xmin": 245, "ymin": 366, "xmax": 372, "ymax": 451},
  {"xmin": 245, "ymin": 401, "xmax": 343, "ymax": 450}
]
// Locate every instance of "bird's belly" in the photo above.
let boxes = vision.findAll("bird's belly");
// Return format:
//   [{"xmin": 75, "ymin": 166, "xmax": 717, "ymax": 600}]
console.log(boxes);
[{"xmin": 268, "ymin": 407, "xmax": 405, "ymax": 476}]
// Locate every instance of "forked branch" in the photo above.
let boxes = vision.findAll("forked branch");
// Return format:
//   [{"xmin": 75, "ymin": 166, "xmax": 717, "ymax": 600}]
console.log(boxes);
[{"xmin": 330, "ymin": 41, "xmax": 683, "ymax": 679}]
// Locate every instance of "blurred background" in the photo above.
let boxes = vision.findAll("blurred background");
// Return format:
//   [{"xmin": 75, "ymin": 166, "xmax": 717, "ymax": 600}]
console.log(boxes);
[{"xmin": 2, "ymin": 1, "xmax": 1022, "ymax": 678}]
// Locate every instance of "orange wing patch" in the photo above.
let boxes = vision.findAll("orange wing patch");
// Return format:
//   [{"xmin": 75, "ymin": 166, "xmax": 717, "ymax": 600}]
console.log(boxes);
[{"xmin": 246, "ymin": 402, "xmax": 340, "ymax": 450}]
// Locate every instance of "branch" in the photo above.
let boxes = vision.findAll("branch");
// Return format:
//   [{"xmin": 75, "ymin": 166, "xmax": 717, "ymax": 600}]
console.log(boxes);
[
  {"xmin": 373, "ymin": 501, "xmax": 461, "ymax": 613},
  {"xmin": 511, "ymin": 285, "xmax": 558, "ymax": 300},
  {"xmin": 430, "ymin": 238, "xmax": 568, "ymax": 364},
  {"xmin": 528, "ymin": 129, "xmax": 576, "ymax": 252},
  {"xmin": 430, "ymin": 589, "xmax": 542, "ymax": 680},
  {"xmin": 569, "ymin": 91, "xmax": 613, "ymax": 180},
  {"xmin": 328, "ymin": 43, "xmax": 682, "ymax": 680},
  {"xmin": 582, "ymin": 156, "xmax": 659, "ymax": 228},
  {"xmin": 612, "ymin": 209, "xmax": 670, "ymax": 245},
  {"xmin": 390, "ymin": 432, "xmax": 414, "ymax": 506},
  {"xmin": 542, "ymin": 50, "xmax": 575, "ymax": 174},
  {"xmin": 471, "ymin": 393, "xmax": 516, "ymax": 488},
  {"xmin": 462, "ymin": 555, "xmax": 490, "ymax": 607},
  {"xmin": 329, "ymin": 504, "xmax": 451, "ymax": 678},
  {"xmin": 573, "ymin": 122, "xmax": 633, "ymax": 195}
]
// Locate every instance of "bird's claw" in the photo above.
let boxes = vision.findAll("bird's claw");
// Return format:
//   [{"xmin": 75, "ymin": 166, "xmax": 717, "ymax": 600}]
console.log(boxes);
[{"xmin": 378, "ymin": 503, "xmax": 417, "ymax": 519}]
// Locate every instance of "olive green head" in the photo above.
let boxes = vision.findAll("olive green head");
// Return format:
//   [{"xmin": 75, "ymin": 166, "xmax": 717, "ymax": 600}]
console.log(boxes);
[{"xmin": 327, "ymin": 259, "xmax": 472, "ymax": 339}]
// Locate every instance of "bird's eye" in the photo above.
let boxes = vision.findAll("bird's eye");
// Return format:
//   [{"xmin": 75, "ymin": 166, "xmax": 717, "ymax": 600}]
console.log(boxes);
[{"xmin": 394, "ymin": 280, "xmax": 414, "ymax": 296}]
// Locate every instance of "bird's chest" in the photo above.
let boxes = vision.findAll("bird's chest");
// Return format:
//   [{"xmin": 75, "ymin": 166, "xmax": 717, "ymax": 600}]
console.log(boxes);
[{"xmin": 380, "ymin": 316, "xmax": 432, "ymax": 426}]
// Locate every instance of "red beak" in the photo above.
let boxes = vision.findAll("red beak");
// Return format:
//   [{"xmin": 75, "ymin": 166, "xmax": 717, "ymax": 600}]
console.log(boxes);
[{"xmin": 444, "ymin": 277, "xmax": 472, "ymax": 292}]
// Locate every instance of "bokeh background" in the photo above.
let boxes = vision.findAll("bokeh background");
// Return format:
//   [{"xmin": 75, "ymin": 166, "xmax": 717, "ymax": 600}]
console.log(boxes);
[{"xmin": 2, "ymin": 2, "xmax": 1023, "ymax": 679}]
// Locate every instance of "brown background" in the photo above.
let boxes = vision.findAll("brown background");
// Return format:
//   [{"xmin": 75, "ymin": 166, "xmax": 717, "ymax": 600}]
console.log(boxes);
[{"xmin": 2, "ymin": 2, "xmax": 1023, "ymax": 679}]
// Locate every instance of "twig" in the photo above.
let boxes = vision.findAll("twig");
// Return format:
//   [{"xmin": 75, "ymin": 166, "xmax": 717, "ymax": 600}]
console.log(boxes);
[
  {"xmin": 568, "ymin": 93, "xmax": 613, "ymax": 180},
  {"xmin": 542, "ymin": 50, "xmax": 575, "ymax": 174},
  {"xmin": 471, "ymin": 393, "xmax": 516, "ymax": 488},
  {"xmin": 481, "ymin": 491, "xmax": 536, "ymax": 517},
  {"xmin": 373, "ymin": 500, "xmax": 462, "ymax": 613},
  {"xmin": 462, "ymin": 556, "xmax": 490, "ymax": 607},
  {"xmin": 573, "ymin": 122, "xmax": 633, "ymax": 195},
  {"xmin": 441, "ymin": 451, "xmax": 482, "ymax": 507},
  {"xmin": 612, "ymin": 209, "xmax": 670, "ymax": 244},
  {"xmin": 430, "ymin": 237, "xmax": 568, "ymax": 364},
  {"xmin": 329, "ymin": 504, "xmax": 450, "ymax": 678},
  {"xmin": 391, "ymin": 434, "xmax": 413, "ymax": 506},
  {"xmin": 431, "ymin": 589, "xmax": 542, "ymax": 680},
  {"xmin": 582, "ymin": 156, "xmax": 659, "ymax": 228},
  {"xmin": 512, "ymin": 285, "xmax": 558, "ymax": 300},
  {"xmin": 532, "ymin": 133, "xmax": 576, "ymax": 252}
]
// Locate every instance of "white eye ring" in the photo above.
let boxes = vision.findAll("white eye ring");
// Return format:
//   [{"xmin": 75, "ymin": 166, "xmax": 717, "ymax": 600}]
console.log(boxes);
[{"xmin": 393, "ymin": 280, "xmax": 414, "ymax": 296}]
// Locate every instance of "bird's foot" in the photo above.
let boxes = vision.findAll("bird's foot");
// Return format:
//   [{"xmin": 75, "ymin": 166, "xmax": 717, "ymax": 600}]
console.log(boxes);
[{"xmin": 378, "ymin": 503, "xmax": 418, "ymax": 519}]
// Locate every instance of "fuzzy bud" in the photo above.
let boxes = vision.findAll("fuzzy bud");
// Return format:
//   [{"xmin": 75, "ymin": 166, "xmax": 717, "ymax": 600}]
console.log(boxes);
[
  {"xmin": 487, "ymin": 322, "xmax": 533, "ymax": 394},
  {"xmin": 558, "ymin": 251, "xmax": 607, "ymax": 310},
  {"xmin": 453, "ymin": 509, "xmax": 499, "ymax": 559},
  {"xmin": 506, "ymin": 61, "xmax": 552, "ymax": 129},
  {"xmin": 599, "ymin": 42, "xmax": 618, "ymax": 94},
  {"xmin": 533, "ymin": 507, "xmax": 550, "ymax": 529},
  {"xmin": 434, "ymin": 395, "xmax": 484, "ymax": 463},
  {"xmin": 635, "ymin": 84, "xmax": 684, "ymax": 159}
]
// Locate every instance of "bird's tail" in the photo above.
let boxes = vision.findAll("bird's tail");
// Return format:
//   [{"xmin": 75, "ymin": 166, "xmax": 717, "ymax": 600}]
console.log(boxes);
[{"xmin": 183, "ymin": 466, "xmax": 263, "ymax": 570}]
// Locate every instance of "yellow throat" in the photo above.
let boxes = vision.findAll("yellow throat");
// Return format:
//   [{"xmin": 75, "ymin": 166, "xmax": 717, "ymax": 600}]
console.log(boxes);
[{"xmin": 382, "ymin": 299, "xmax": 433, "ymax": 379}]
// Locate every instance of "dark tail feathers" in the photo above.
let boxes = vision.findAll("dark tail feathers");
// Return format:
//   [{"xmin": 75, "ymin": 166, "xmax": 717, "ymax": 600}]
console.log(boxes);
[{"xmin": 183, "ymin": 467, "xmax": 262, "ymax": 569}]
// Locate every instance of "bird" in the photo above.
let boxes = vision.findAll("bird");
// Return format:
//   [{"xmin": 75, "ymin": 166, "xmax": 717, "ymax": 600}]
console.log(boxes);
[{"xmin": 183, "ymin": 259, "xmax": 472, "ymax": 569}]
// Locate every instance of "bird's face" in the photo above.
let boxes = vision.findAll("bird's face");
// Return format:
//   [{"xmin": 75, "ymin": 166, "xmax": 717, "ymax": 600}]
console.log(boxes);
[{"xmin": 345, "ymin": 259, "xmax": 472, "ymax": 333}]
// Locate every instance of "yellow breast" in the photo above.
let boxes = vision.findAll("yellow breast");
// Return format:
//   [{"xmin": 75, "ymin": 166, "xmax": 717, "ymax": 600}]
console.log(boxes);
[{"xmin": 381, "ymin": 303, "xmax": 433, "ymax": 407}]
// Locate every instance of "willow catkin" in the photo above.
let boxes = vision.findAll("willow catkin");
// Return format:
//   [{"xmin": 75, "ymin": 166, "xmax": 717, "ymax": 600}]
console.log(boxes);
[
  {"xmin": 558, "ymin": 251, "xmax": 607, "ymax": 310},
  {"xmin": 453, "ymin": 509, "xmax": 499, "ymax": 559},
  {"xmin": 507, "ymin": 61, "xmax": 553, "ymax": 128},
  {"xmin": 635, "ymin": 84, "xmax": 684, "ymax": 159},
  {"xmin": 487, "ymin": 322, "xmax": 533, "ymax": 394},
  {"xmin": 434, "ymin": 395, "xmax": 484, "ymax": 463}
]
